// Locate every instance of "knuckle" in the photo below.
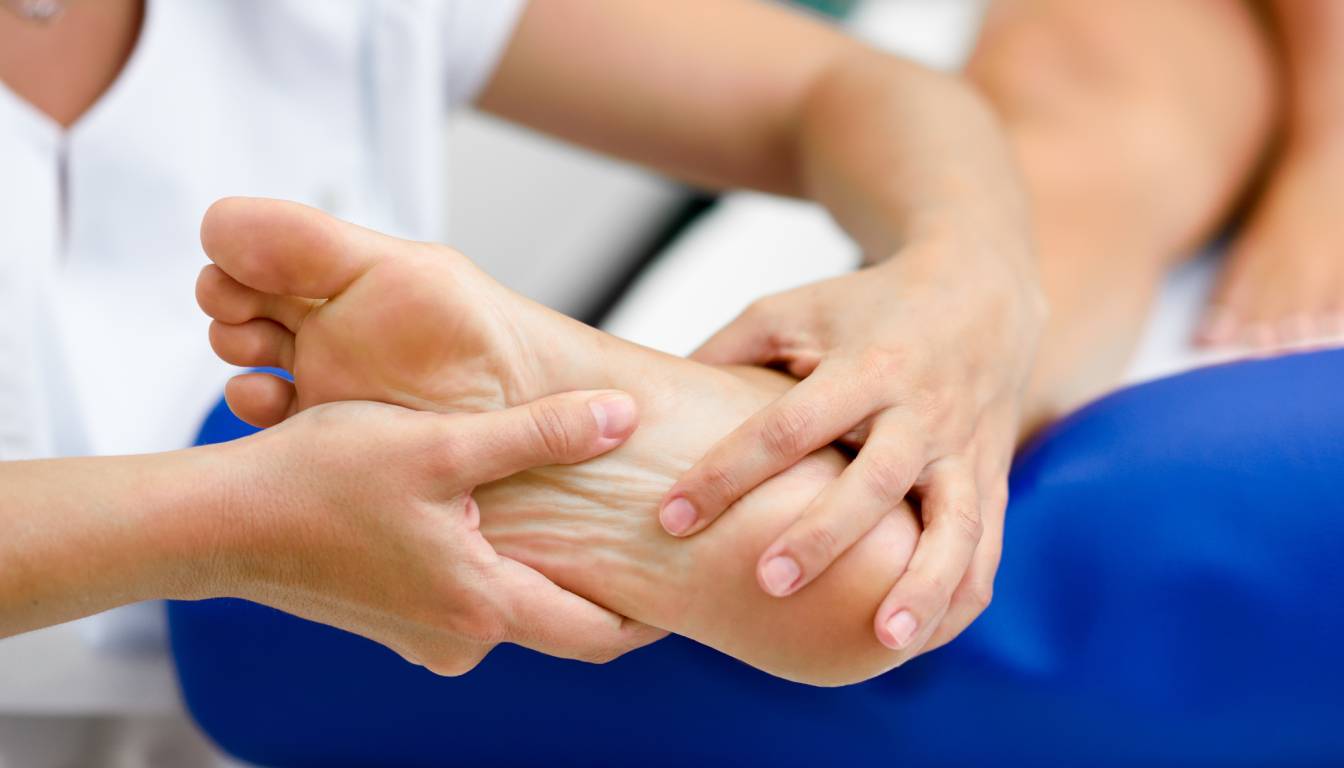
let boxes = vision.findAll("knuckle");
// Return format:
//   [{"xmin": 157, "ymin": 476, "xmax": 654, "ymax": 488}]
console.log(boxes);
[
  {"xmin": 792, "ymin": 522, "xmax": 843, "ymax": 565},
  {"xmin": 760, "ymin": 404, "xmax": 816, "ymax": 460},
  {"xmin": 967, "ymin": 581, "xmax": 994, "ymax": 613},
  {"xmin": 857, "ymin": 347, "xmax": 906, "ymax": 383},
  {"xmin": 949, "ymin": 501, "xmax": 984, "ymax": 541},
  {"xmin": 443, "ymin": 599, "xmax": 507, "ymax": 647},
  {"xmin": 862, "ymin": 458, "xmax": 913, "ymax": 507},
  {"xmin": 907, "ymin": 570, "xmax": 955, "ymax": 604},
  {"xmin": 695, "ymin": 462, "xmax": 742, "ymax": 508},
  {"xmin": 529, "ymin": 400, "xmax": 578, "ymax": 459},
  {"xmin": 920, "ymin": 389, "xmax": 957, "ymax": 430}
]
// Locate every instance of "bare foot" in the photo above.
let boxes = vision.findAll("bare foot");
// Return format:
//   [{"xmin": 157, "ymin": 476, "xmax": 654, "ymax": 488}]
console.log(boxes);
[
  {"xmin": 1198, "ymin": 143, "xmax": 1344, "ymax": 350},
  {"xmin": 196, "ymin": 197, "xmax": 920, "ymax": 686}
]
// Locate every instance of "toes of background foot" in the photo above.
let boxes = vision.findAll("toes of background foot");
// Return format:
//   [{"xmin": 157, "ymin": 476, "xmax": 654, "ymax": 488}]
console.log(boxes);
[{"xmin": 1198, "ymin": 239, "xmax": 1344, "ymax": 352}]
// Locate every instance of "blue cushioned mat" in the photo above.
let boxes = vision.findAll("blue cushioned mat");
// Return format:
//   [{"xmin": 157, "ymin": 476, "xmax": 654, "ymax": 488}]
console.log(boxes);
[{"xmin": 171, "ymin": 351, "xmax": 1344, "ymax": 767}]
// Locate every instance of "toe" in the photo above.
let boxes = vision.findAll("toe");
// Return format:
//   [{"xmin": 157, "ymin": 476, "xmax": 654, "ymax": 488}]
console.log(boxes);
[
  {"xmin": 1194, "ymin": 304, "xmax": 1240, "ymax": 347},
  {"xmin": 1276, "ymin": 314, "xmax": 1317, "ymax": 348},
  {"xmin": 225, "ymin": 373, "xmax": 297, "ymax": 428},
  {"xmin": 201, "ymin": 197, "xmax": 390, "ymax": 300},
  {"xmin": 197, "ymin": 265, "xmax": 315, "ymax": 332},
  {"xmin": 209, "ymin": 319, "xmax": 295, "ymax": 370},
  {"xmin": 1322, "ymin": 309, "xmax": 1344, "ymax": 342}
]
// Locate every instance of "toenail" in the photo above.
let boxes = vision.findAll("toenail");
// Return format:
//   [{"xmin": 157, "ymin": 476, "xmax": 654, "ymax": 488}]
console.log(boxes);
[{"xmin": 660, "ymin": 497, "xmax": 697, "ymax": 535}]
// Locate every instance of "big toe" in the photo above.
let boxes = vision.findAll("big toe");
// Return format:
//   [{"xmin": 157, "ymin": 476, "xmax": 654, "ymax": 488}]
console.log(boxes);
[{"xmin": 200, "ymin": 197, "xmax": 387, "ymax": 300}]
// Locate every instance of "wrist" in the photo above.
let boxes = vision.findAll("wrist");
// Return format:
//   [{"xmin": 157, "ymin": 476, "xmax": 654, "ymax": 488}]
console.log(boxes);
[
  {"xmin": 878, "ymin": 228, "xmax": 1048, "ymax": 341},
  {"xmin": 145, "ymin": 439, "xmax": 268, "ymax": 602},
  {"xmin": 889, "ymin": 221, "xmax": 1038, "ymax": 293}
]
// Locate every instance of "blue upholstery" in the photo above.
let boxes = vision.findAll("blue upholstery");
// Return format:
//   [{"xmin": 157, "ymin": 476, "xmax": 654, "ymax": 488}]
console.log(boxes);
[{"xmin": 171, "ymin": 351, "xmax": 1344, "ymax": 767}]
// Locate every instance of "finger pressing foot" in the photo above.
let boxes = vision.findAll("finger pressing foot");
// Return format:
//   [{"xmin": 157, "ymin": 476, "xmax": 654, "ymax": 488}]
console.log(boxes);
[
  {"xmin": 755, "ymin": 422, "xmax": 920, "ymax": 598},
  {"xmin": 873, "ymin": 460, "xmax": 980, "ymax": 654}
]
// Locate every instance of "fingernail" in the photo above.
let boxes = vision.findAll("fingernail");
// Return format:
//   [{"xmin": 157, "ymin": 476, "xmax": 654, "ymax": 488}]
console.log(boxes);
[
  {"xmin": 881, "ymin": 610, "xmax": 918, "ymax": 650},
  {"xmin": 660, "ymin": 497, "xmax": 697, "ymax": 535},
  {"xmin": 590, "ymin": 393, "xmax": 637, "ymax": 439},
  {"xmin": 760, "ymin": 556, "xmax": 802, "ymax": 596}
]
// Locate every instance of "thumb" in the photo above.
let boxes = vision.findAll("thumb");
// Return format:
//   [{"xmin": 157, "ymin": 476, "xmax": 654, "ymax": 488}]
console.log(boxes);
[{"xmin": 448, "ymin": 390, "xmax": 639, "ymax": 487}]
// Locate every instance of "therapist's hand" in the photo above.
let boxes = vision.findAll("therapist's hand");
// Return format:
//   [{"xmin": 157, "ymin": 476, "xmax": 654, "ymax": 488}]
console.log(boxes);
[
  {"xmin": 661, "ymin": 237, "xmax": 1043, "ymax": 659},
  {"xmin": 216, "ymin": 391, "xmax": 664, "ymax": 675}
]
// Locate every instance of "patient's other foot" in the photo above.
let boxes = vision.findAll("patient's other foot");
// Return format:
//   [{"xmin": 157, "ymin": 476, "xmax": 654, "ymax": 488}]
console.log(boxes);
[
  {"xmin": 1198, "ymin": 143, "xmax": 1344, "ymax": 350},
  {"xmin": 196, "ymin": 197, "xmax": 919, "ymax": 685}
]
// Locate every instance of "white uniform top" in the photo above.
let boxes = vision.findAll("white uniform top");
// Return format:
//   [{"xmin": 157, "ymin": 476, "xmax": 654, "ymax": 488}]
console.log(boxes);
[{"xmin": 0, "ymin": 0, "xmax": 526, "ymax": 460}]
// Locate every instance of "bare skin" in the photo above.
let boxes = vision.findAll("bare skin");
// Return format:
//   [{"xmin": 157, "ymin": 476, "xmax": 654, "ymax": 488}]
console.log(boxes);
[
  {"xmin": 966, "ymin": 0, "xmax": 1279, "ymax": 431},
  {"xmin": 0, "ymin": 0, "xmax": 142, "ymax": 128},
  {"xmin": 1200, "ymin": 0, "xmax": 1344, "ymax": 349},
  {"xmin": 4, "ymin": 0, "xmax": 1045, "ymax": 659},
  {"xmin": 485, "ymin": 0, "xmax": 1043, "ymax": 655},
  {"xmin": 1206, "ymin": 142, "xmax": 1344, "ymax": 348},
  {"xmin": 970, "ymin": 0, "xmax": 1344, "ymax": 391},
  {"xmin": 196, "ymin": 197, "xmax": 928, "ymax": 687},
  {"xmin": 0, "ymin": 393, "xmax": 665, "ymax": 674},
  {"xmin": 1, "ymin": 0, "xmax": 665, "ymax": 673}
]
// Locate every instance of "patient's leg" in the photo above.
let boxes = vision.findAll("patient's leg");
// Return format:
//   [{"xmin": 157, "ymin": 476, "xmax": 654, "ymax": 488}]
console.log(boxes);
[
  {"xmin": 966, "ymin": 0, "xmax": 1278, "ymax": 432},
  {"xmin": 196, "ymin": 198, "xmax": 919, "ymax": 686},
  {"xmin": 1202, "ymin": 0, "xmax": 1344, "ymax": 349}
]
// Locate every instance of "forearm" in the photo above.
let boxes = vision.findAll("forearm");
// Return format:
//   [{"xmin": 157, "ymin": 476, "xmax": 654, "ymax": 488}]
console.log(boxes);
[
  {"xmin": 793, "ymin": 50, "xmax": 1031, "ymax": 264},
  {"xmin": 1269, "ymin": 0, "xmax": 1344, "ymax": 143},
  {"xmin": 482, "ymin": 0, "xmax": 1031, "ymax": 266},
  {"xmin": 0, "ymin": 447, "xmax": 232, "ymax": 637}
]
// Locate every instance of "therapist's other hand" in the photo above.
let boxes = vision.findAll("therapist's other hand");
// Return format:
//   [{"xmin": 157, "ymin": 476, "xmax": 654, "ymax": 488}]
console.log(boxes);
[
  {"xmin": 663, "ymin": 238, "xmax": 1044, "ymax": 659},
  {"xmin": 219, "ymin": 391, "xmax": 665, "ymax": 675}
]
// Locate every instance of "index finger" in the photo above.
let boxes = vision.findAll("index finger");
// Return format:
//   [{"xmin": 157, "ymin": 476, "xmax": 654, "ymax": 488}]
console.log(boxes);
[
  {"xmin": 445, "ymin": 390, "xmax": 640, "ymax": 487},
  {"xmin": 660, "ymin": 365, "xmax": 875, "ymax": 536}
]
